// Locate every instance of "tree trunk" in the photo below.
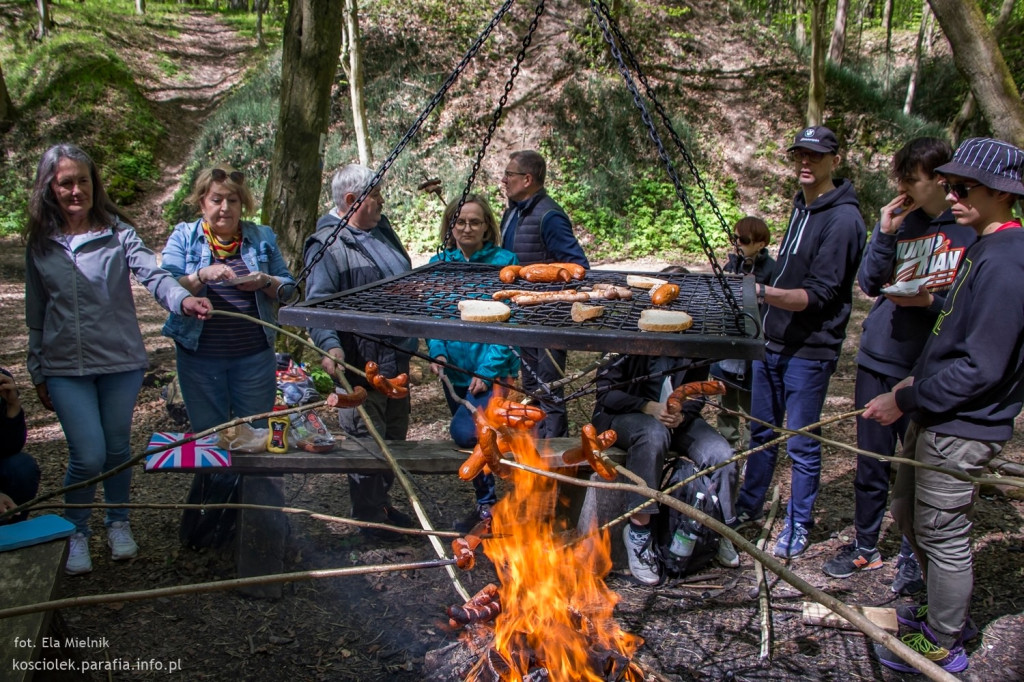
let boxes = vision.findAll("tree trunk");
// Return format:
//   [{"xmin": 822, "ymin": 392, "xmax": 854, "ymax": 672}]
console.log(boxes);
[
  {"xmin": 255, "ymin": 0, "xmax": 265, "ymax": 48},
  {"xmin": 903, "ymin": 1, "xmax": 930, "ymax": 115},
  {"xmin": 0, "ymin": 61, "xmax": 14, "ymax": 133},
  {"xmin": 342, "ymin": 0, "xmax": 372, "ymax": 166},
  {"xmin": 794, "ymin": 0, "xmax": 807, "ymax": 49},
  {"xmin": 36, "ymin": 0, "xmax": 51, "ymax": 39},
  {"xmin": 806, "ymin": 0, "xmax": 827, "ymax": 125},
  {"xmin": 828, "ymin": 0, "xmax": 850, "ymax": 65},
  {"xmin": 949, "ymin": 0, "xmax": 1016, "ymax": 143},
  {"xmin": 930, "ymin": 0, "xmax": 1024, "ymax": 147},
  {"xmin": 882, "ymin": 0, "xmax": 894, "ymax": 91},
  {"xmin": 260, "ymin": 0, "xmax": 345, "ymax": 275},
  {"xmin": 135, "ymin": 0, "xmax": 145, "ymax": 14}
]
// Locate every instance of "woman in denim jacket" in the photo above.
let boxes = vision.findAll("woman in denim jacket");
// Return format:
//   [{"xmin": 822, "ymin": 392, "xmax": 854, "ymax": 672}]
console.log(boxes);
[{"xmin": 161, "ymin": 166, "xmax": 294, "ymax": 434}]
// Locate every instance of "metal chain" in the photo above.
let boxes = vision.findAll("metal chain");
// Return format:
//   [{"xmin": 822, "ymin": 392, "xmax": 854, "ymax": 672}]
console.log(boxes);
[
  {"xmin": 283, "ymin": 0, "xmax": 519, "ymax": 302},
  {"xmin": 589, "ymin": 0, "xmax": 743, "ymax": 319},
  {"xmin": 438, "ymin": 0, "xmax": 547, "ymax": 260},
  {"xmin": 596, "ymin": 3, "xmax": 733, "ymax": 244}
]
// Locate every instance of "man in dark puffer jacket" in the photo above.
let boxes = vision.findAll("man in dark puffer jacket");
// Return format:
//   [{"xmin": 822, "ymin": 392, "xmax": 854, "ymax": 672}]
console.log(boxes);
[{"xmin": 498, "ymin": 150, "xmax": 589, "ymax": 438}]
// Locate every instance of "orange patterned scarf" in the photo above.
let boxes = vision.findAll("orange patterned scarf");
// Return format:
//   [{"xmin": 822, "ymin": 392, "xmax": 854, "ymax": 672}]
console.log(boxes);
[{"xmin": 201, "ymin": 220, "xmax": 241, "ymax": 259}]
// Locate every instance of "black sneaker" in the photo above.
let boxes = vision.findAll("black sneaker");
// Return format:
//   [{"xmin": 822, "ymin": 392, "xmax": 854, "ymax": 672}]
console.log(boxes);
[
  {"xmin": 891, "ymin": 553, "xmax": 925, "ymax": 596},
  {"xmin": 359, "ymin": 504, "xmax": 415, "ymax": 541},
  {"xmin": 733, "ymin": 507, "xmax": 763, "ymax": 529},
  {"xmin": 453, "ymin": 504, "xmax": 492, "ymax": 534},
  {"xmin": 822, "ymin": 543, "xmax": 883, "ymax": 578}
]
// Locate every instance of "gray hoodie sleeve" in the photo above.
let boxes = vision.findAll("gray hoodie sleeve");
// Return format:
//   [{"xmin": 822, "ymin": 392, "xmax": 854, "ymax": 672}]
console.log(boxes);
[{"xmin": 118, "ymin": 225, "xmax": 191, "ymax": 314}]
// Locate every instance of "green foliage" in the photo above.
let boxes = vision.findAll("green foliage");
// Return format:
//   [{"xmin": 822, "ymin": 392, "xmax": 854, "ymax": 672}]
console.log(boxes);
[
  {"xmin": 308, "ymin": 367, "xmax": 334, "ymax": 396},
  {"xmin": 164, "ymin": 54, "xmax": 281, "ymax": 226}
]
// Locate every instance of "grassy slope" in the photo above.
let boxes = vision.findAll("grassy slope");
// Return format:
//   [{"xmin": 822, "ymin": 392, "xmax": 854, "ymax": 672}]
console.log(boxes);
[{"xmin": 3, "ymin": 0, "xmax": 1019, "ymax": 255}]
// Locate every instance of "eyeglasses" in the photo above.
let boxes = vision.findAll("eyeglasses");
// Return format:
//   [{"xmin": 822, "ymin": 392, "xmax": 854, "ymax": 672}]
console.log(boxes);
[
  {"xmin": 211, "ymin": 168, "xmax": 245, "ymax": 184},
  {"xmin": 733, "ymin": 234, "xmax": 752, "ymax": 246},
  {"xmin": 454, "ymin": 219, "xmax": 485, "ymax": 229},
  {"xmin": 787, "ymin": 149, "xmax": 825, "ymax": 164},
  {"xmin": 503, "ymin": 170, "xmax": 528, "ymax": 179},
  {"xmin": 941, "ymin": 181, "xmax": 981, "ymax": 200}
]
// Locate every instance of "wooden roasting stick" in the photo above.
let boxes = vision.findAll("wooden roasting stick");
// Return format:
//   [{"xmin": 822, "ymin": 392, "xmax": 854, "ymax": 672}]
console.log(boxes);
[
  {"xmin": 498, "ymin": 459, "xmax": 960, "ymax": 682},
  {"xmin": 755, "ymin": 485, "xmax": 781, "ymax": 664}
]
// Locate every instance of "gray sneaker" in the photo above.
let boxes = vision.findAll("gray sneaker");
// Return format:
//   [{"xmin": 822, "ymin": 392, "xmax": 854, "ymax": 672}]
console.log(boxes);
[
  {"xmin": 622, "ymin": 524, "xmax": 661, "ymax": 586},
  {"xmin": 65, "ymin": 532, "xmax": 93, "ymax": 575},
  {"xmin": 107, "ymin": 521, "xmax": 139, "ymax": 560},
  {"xmin": 716, "ymin": 537, "xmax": 740, "ymax": 567}
]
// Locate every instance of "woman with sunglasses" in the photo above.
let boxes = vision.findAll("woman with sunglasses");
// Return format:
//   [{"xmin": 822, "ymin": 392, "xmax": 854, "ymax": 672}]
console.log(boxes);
[
  {"xmin": 161, "ymin": 166, "xmax": 294, "ymax": 540},
  {"xmin": 427, "ymin": 193, "xmax": 519, "ymax": 532},
  {"xmin": 711, "ymin": 216, "xmax": 775, "ymax": 450},
  {"xmin": 24, "ymin": 144, "xmax": 213, "ymax": 575}
]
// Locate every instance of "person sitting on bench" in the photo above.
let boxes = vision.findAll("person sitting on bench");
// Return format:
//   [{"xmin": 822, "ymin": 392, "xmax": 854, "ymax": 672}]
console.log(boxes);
[
  {"xmin": 593, "ymin": 354, "xmax": 740, "ymax": 586},
  {"xmin": 1, "ymin": 368, "xmax": 40, "ymax": 525}
]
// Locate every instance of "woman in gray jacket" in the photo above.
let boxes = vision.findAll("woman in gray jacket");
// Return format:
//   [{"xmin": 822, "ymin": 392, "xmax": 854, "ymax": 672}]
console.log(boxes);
[{"xmin": 25, "ymin": 144, "xmax": 211, "ymax": 576}]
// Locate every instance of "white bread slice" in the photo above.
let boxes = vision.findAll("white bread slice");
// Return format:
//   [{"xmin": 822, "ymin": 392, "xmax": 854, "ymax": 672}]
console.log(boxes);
[
  {"xmin": 626, "ymin": 274, "xmax": 668, "ymax": 290},
  {"xmin": 638, "ymin": 308, "xmax": 692, "ymax": 332},
  {"xmin": 571, "ymin": 301, "xmax": 604, "ymax": 323},
  {"xmin": 459, "ymin": 299, "xmax": 511, "ymax": 323}
]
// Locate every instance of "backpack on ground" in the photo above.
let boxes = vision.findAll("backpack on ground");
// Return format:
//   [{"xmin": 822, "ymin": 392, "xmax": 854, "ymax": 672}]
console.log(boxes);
[
  {"xmin": 179, "ymin": 472, "xmax": 239, "ymax": 550},
  {"xmin": 654, "ymin": 458, "xmax": 725, "ymax": 576}
]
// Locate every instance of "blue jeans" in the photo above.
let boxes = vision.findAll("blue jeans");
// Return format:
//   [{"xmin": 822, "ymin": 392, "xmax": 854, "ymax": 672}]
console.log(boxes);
[
  {"xmin": 175, "ymin": 346, "xmax": 277, "ymax": 432},
  {"xmin": 443, "ymin": 383, "xmax": 497, "ymax": 507},
  {"xmin": 0, "ymin": 451, "xmax": 41, "ymax": 523},
  {"xmin": 47, "ymin": 370, "xmax": 144, "ymax": 534},
  {"xmin": 738, "ymin": 352, "xmax": 837, "ymax": 526}
]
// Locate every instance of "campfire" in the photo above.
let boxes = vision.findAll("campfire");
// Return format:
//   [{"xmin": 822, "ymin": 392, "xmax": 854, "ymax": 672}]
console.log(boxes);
[{"xmin": 443, "ymin": 395, "xmax": 644, "ymax": 681}]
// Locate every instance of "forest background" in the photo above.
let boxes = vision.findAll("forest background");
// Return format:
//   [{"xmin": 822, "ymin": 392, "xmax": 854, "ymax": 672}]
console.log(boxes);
[
  {"xmin": 2, "ymin": 0, "xmax": 1023, "ymax": 275},
  {"xmin": 1, "ymin": 1, "xmax": 1024, "ymax": 679}
]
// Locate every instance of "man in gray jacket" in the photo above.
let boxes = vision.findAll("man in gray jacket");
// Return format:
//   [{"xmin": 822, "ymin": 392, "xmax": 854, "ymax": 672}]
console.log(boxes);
[{"xmin": 305, "ymin": 164, "xmax": 416, "ymax": 539}]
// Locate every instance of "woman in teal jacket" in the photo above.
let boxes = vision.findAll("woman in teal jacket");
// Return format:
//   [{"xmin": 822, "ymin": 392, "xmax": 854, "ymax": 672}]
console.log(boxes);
[{"xmin": 428, "ymin": 194, "xmax": 519, "ymax": 531}]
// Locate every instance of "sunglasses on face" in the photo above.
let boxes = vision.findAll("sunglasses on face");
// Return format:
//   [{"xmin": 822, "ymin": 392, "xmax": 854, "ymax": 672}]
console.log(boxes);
[
  {"xmin": 787, "ymin": 149, "xmax": 825, "ymax": 164},
  {"xmin": 941, "ymin": 181, "xmax": 981, "ymax": 200},
  {"xmin": 733, "ymin": 234, "xmax": 752, "ymax": 246},
  {"xmin": 211, "ymin": 168, "xmax": 245, "ymax": 184}
]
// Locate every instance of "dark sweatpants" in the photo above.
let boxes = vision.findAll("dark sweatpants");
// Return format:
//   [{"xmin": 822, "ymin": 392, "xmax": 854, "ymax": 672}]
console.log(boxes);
[{"xmin": 853, "ymin": 366, "xmax": 910, "ymax": 550}]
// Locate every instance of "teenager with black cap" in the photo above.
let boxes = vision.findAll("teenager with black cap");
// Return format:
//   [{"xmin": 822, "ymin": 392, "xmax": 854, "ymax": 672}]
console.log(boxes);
[
  {"xmin": 735, "ymin": 125, "xmax": 866, "ymax": 559},
  {"xmin": 864, "ymin": 137, "xmax": 1024, "ymax": 674}
]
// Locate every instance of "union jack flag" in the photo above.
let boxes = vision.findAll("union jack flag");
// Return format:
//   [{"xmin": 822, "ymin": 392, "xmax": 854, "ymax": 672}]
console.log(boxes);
[{"xmin": 145, "ymin": 432, "xmax": 232, "ymax": 471}]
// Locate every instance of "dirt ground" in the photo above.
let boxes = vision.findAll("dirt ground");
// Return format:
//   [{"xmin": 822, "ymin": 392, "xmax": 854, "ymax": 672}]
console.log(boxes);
[{"xmin": 3, "ymin": 9, "xmax": 1024, "ymax": 682}]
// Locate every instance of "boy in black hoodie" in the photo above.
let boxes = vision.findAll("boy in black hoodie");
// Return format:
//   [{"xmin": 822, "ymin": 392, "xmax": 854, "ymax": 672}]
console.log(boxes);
[
  {"xmin": 865, "ymin": 137, "xmax": 1024, "ymax": 674},
  {"xmin": 735, "ymin": 126, "xmax": 866, "ymax": 559},
  {"xmin": 822, "ymin": 138, "xmax": 976, "ymax": 594}
]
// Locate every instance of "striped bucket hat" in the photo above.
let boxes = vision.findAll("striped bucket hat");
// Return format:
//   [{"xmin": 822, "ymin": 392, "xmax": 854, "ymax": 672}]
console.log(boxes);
[{"xmin": 935, "ymin": 137, "xmax": 1024, "ymax": 196}]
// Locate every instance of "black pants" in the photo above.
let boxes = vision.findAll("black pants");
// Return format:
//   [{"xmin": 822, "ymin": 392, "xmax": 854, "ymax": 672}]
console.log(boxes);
[
  {"xmin": 854, "ymin": 365, "xmax": 911, "ymax": 551},
  {"xmin": 520, "ymin": 346, "xmax": 568, "ymax": 438}
]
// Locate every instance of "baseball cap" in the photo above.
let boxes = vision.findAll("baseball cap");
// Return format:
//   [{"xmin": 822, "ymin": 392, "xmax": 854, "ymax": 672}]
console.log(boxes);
[
  {"xmin": 788, "ymin": 126, "xmax": 840, "ymax": 154},
  {"xmin": 935, "ymin": 137, "xmax": 1024, "ymax": 196}
]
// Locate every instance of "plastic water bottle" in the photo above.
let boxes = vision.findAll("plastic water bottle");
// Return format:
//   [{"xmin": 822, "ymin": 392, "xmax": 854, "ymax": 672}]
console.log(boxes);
[{"xmin": 669, "ymin": 492, "xmax": 705, "ymax": 558}]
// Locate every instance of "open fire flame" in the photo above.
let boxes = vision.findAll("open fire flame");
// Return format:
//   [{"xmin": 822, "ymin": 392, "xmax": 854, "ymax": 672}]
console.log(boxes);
[{"xmin": 462, "ymin": 398, "xmax": 643, "ymax": 681}]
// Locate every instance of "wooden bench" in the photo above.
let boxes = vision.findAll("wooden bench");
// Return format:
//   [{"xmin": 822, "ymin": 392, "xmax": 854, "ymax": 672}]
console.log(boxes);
[
  {"xmin": 149, "ymin": 436, "xmax": 624, "ymax": 598},
  {"xmin": 0, "ymin": 538, "xmax": 74, "ymax": 681}
]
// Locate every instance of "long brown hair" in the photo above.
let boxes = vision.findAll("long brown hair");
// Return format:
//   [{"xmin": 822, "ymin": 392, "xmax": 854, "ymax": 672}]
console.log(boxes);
[{"xmin": 25, "ymin": 144, "xmax": 132, "ymax": 253}]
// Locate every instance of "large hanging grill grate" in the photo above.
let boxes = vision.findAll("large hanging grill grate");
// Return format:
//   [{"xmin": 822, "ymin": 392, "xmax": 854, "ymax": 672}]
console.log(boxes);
[{"xmin": 279, "ymin": 262, "xmax": 764, "ymax": 360}]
